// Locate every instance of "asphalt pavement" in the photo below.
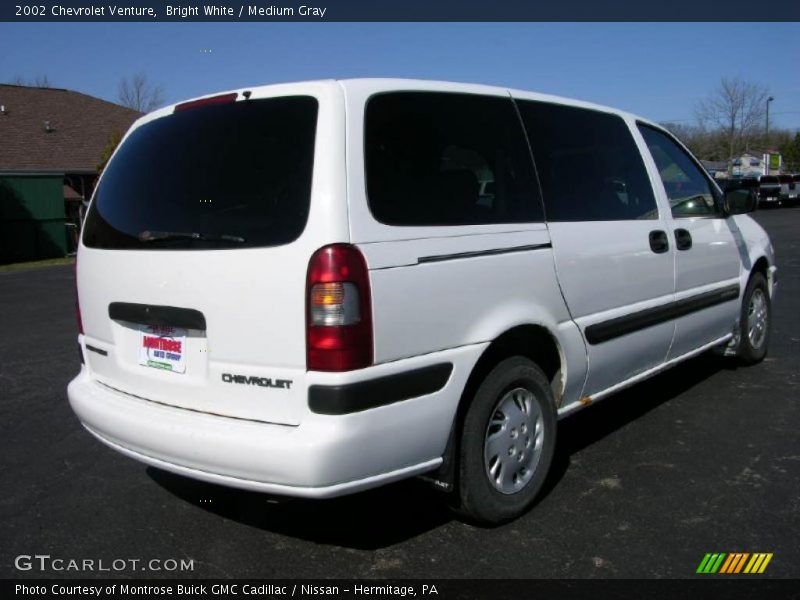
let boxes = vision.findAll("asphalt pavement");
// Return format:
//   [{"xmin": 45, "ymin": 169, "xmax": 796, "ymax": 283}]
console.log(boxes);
[{"xmin": 1, "ymin": 208, "xmax": 798, "ymax": 579}]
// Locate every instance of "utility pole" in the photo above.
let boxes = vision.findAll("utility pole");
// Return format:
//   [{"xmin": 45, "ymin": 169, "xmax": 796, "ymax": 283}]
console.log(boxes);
[
  {"xmin": 765, "ymin": 96, "xmax": 774, "ymax": 175},
  {"xmin": 766, "ymin": 96, "xmax": 774, "ymax": 138}
]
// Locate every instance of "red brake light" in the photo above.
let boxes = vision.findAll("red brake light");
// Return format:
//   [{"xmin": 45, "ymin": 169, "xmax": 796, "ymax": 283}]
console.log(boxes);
[
  {"xmin": 306, "ymin": 244, "xmax": 373, "ymax": 371},
  {"xmin": 174, "ymin": 92, "xmax": 238, "ymax": 113}
]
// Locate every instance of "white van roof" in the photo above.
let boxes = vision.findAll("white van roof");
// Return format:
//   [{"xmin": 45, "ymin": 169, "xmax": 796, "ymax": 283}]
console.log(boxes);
[{"xmin": 140, "ymin": 77, "xmax": 659, "ymax": 131}]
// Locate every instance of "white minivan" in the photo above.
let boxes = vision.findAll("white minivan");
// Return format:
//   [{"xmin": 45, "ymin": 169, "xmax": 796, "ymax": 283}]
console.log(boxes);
[{"xmin": 69, "ymin": 79, "xmax": 777, "ymax": 523}]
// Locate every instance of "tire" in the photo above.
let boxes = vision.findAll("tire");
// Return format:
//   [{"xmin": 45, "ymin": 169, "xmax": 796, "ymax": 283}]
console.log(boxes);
[
  {"xmin": 737, "ymin": 272, "xmax": 771, "ymax": 365},
  {"xmin": 454, "ymin": 357, "xmax": 557, "ymax": 525}
]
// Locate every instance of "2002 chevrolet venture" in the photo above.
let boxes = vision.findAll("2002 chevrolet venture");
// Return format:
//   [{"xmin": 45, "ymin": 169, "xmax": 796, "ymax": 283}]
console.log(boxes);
[{"xmin": 68, "ymin": 79, "xmax": 776, "ymax": 523}]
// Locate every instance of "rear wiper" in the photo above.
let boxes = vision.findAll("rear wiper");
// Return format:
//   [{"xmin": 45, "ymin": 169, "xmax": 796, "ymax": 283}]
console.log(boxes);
[{"xmin": 138, "ymin": 230, "xmax": 246, "ymax": 243}]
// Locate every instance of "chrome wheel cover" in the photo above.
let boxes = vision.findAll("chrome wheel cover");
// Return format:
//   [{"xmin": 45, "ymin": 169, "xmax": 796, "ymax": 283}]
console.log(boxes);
[
  {"xmin": 747, "ymin": 288, "xmax": 768, "ymax": 349},
  {"xmin": 483, "ymin": 387, "xmax": 545, "ymax": 495}
]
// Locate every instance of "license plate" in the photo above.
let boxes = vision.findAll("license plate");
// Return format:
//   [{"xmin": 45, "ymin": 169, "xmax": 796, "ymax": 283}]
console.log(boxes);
[{"xmin": 138, "ymin": 325, "xmax": 187, "ymax": 374}]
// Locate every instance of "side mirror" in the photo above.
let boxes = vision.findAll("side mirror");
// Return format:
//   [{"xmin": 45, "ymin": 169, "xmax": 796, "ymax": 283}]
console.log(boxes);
[{"xmin": 725, "ymin": 188, "xmax": 757, "ymax": 215}]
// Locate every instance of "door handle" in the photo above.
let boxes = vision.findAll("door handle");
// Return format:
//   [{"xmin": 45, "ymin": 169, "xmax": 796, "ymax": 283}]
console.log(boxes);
[
  {"xmin": 674, "ymin": 228, "xmax": 692, "ymax": 251},
  {"xmin": 648, "ymin": 230, "xmax": 669, "ymax": 254}
]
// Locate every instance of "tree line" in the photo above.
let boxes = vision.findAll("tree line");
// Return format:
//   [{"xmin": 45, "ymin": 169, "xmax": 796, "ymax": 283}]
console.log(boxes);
[
  {"xmin": 7, "ymin": 72, "xmax": 165, "ymax": 113},
  {"xmin": 662, "ymin": 76, "xmax": 800, "ymax": 173}
]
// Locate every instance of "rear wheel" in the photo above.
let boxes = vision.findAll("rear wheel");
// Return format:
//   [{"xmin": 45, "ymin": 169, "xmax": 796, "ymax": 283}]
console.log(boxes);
[
  {"xmin": 454, "ymin": 357, "xmax": 556, "ymax": 524},
  {"xmin": 737, "ymin": 272, "xmax": 771, "ymax": 364}
]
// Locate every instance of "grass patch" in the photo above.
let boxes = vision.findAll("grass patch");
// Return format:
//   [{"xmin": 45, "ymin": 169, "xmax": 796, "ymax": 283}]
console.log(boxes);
[{"xmin": 0, "ymin": 256, "xmax": 75, "ymax": 273}]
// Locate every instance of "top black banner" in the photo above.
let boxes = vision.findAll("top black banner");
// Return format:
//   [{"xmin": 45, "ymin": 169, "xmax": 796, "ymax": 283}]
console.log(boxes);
[{"xmin": 3, "ymin": 0, "xmax": 800, "ymax": 21}]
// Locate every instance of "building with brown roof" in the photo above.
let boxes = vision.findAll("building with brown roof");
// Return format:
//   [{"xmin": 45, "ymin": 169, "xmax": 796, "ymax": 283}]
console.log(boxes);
[{"xmin": 0, "ymin": 84, "xmax": 141, "ymax": 263}]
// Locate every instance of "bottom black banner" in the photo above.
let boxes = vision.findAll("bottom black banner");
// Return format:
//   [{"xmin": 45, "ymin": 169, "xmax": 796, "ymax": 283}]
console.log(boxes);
[{"xmin": 3, "ymin": 579, "xmax": 800, "ymax": 600}]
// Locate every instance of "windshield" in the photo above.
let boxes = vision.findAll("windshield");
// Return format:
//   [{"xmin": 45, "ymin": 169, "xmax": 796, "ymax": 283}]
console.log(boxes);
[{"xmin": 83, "ymin": 95, "xmax": 318, "ymax": 250}]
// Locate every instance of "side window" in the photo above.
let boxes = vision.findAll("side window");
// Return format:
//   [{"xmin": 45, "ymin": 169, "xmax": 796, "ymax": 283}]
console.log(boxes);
[
  {"xmin": 638, "ymin": 125, "xmax": 721, "ymax": 218},
  {"xmin": 516, "ymin": 101, "xmax": 658, "ymax": 221},
  {"xmin": 364, "ymin": 92, "xmax": 543, "ymax": 226}
]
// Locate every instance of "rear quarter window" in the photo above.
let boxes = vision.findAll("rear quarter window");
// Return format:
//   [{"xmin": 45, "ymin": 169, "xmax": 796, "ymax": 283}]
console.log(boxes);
[
  {"xmin": 83, "ymin": 96, "xmax": 318, "ymax": 250},
  {"xmin": 364, "ymin": 91, "xmax": 543, "ymax": 226}
]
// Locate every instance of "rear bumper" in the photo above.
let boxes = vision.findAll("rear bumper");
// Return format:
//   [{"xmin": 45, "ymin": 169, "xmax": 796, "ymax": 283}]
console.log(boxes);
[
  {"xmin": 67, "ymin": 344, "xmax": 483, "ymax": 497},
  {"xmin": 82, "ymin": 423, "xmax": 441, "ymax": 498}
]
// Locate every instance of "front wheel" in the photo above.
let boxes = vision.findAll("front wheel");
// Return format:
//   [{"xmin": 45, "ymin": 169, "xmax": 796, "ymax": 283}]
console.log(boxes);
[
  {"xmin": 737, "ymin": 272, "xmax": 771, "ymax": 365},
  {"xmin": 454, "ymin": 357, "xmax": 557, "ymax": 524}
]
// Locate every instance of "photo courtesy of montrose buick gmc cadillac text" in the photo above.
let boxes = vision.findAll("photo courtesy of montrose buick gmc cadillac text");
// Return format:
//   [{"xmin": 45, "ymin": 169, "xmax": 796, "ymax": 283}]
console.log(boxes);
[{"xmin": 68, "ymin": 79, "xmax": 776, "ymax": 524}]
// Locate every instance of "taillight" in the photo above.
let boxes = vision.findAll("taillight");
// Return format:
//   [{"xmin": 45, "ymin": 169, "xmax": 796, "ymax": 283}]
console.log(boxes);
[{"xmin": 306, "ymin": 244, "xmax": 373, "ymax": 371}]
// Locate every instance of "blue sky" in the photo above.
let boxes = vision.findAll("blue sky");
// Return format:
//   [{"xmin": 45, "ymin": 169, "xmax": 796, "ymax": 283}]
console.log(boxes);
[{"xmin": 1, "ymin": 22, "xmax": 799, "ymax": 129}]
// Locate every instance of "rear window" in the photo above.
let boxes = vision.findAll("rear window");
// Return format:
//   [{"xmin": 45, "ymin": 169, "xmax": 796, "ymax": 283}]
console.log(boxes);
[
  {"xmin": 83, "ymin": 96, "xmax": 318, "ymax": 250},
  {"xmin": 760, "ymin": 176, "xmax": 778, "ymax": 184}
]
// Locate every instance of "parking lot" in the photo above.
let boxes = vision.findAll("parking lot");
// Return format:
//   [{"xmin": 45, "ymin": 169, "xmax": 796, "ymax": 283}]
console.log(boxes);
[{"xmin": 1, "ymin": 207, "xmax": 798, "ymax": 580}]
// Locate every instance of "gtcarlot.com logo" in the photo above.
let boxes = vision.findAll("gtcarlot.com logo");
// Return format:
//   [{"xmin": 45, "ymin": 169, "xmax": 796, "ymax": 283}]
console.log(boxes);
[
  {"xmin": 696, "ymin": 552, "xmax": 773, "ymax": 574},
  {"xmin": 14, "ymin": 554, "xmax": 194, "ymax": 573}
]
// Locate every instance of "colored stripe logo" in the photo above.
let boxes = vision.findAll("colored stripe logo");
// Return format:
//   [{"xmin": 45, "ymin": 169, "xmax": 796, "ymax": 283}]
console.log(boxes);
[{"xmin": 697, "ymin": 553, "xmax": 773, "ymax": 574}]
